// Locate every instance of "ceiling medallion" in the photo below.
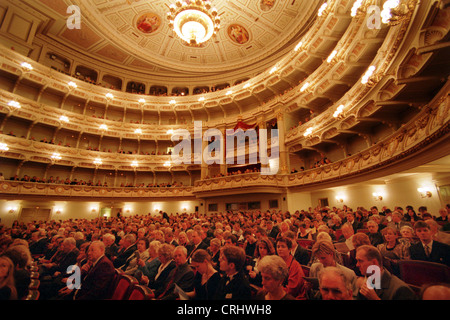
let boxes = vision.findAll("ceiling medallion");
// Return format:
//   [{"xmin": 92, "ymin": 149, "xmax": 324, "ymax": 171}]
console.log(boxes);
[{"xmin": 167, "ymin": 0, "xmax": 221, "ymax": 47}]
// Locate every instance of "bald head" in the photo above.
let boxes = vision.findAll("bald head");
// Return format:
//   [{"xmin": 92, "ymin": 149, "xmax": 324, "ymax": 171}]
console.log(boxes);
[{"xmin": 422, "ymin": 285, "xmax": 450, "ymax": 300}]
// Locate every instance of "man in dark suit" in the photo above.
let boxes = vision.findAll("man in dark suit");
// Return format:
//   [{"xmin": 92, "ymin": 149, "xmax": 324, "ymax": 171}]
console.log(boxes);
[
  {"xmin": 409, "ymin": 221, "xmax": 450, "ymax": 267},
  {"xmin": 286, "ymin": 231, "xmax": 310, "ymax": 265},
  {"xmin": 156, "ymin": 246, "xmax": 194, "ymax": 300},
  {"xmin": 102, "ymin": 233, "xmax": 119, "ymax": 261},
  {"xmin": 40, "ymin": 237, "xmax": 79, "ymax": 277},
  {"xmin": 387, "ymin": 211, "xmax": 412, "ymax": 232},
  {"xmin": 355, "ymin": 245, "xmax": 416, "ymax": 300},
  {"xmin": 29, "ymin": 230, "xmax": 48, "ymax": 255},
  {"xmin": 266, "ymin": 220, "xmax": 279, "ymax": 239},
  {"xmin": 214, "ymin": 246, "xmax": 252, "ymax": 300},
  {"xmin": 346, "ymin": 212, "xmax": 363, "ymax": 232},
  {"xmin": 58, "ymin": 240, "xmax": 116, "ymax": 300},
  {"xmin": 186, "ymin": 230, "xmax": 208, "ymax": 261},
  {"xmin": 113, "ymin": 233, "xmax": 137, "ymax": 269},
  {"xmin": 147, "ymin": 243, "xmax": 176, "ymax": 292}
]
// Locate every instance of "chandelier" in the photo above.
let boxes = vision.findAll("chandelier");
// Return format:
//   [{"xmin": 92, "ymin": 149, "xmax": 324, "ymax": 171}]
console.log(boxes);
[{"xmin": 167, "ymin": 0, "xmax": 220, "ymax": 46}]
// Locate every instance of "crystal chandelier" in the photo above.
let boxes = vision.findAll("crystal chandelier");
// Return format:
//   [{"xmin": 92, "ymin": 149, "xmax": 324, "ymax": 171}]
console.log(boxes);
[{"xmin": 167, "ymin": 0, "xmax": 220, "ymax": 46}]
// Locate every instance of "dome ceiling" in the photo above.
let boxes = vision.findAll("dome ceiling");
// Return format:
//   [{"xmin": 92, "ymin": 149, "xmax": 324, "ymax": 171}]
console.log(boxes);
[{"xmin": 36, "ymin": 0, "xmax": 324, "ymax": 80}]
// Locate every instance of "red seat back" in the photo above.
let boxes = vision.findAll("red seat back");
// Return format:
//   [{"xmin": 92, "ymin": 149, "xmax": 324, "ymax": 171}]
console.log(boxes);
[
  {"xmin": 127, "ymin": 284, "xmax": 154, "ymax": 300},
  {"xmin": 297, "ymin": 239, "xmax": 314, "ymax": 249},
  {"xmin": 398, "ymin": 260, "xmax": 450, "ymax": 287},
  {"xmin": 110, "ymin": 274, "xmax": 138, "ymax": 300}
]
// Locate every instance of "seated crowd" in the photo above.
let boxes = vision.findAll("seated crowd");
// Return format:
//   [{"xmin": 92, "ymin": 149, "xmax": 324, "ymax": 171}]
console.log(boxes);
[
  {"xmin": 4, "ymin": 174, "xmax": 186, "ymax": 188},
  {"xmin": 0, "ymin": 203, "xmax": 449, "ymax": 301}
]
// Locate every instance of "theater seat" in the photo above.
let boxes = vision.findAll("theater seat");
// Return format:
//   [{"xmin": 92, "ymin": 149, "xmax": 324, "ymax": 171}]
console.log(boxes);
[
  {"xmin": 110, "ymin": 274, "xmax": 138, "ymax": 300},
  {"xmin": 25, "ymin": 290, "xmax": 40, "ymax": 300},
  {"xmin": 297, "ymin": 239, "xmax": 314, "ymax": 249},
  {"xmin": 301, "ymin": 265, "xmax": 310, "ymax": 277},
  {"xmin": 398, "ymin": 260, "xmax": 450, "ymax": 287},
  {"xmin": 127, "ymin": 284, "xmax": 155, "ymax": 300}
]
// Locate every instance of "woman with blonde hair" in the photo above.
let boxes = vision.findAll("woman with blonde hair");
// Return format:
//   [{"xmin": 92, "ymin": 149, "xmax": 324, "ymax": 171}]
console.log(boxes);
[{"xmin": 0, "ymin": 256, "xmax": 18, "ymax": 300}]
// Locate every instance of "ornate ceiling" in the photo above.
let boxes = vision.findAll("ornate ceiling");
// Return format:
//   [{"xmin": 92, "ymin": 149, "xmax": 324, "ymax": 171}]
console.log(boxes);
[{"xmin": 31, "ymin": 0, "xmax": 324, "ymax": 80}]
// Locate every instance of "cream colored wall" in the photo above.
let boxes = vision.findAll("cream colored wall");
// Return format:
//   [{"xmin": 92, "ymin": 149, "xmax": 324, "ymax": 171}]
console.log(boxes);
[
  {"xmin": 308, "ymin": 174, "xmax": 447, "ymax": 216},
  {"xmin": 0, "ymin": 199, "xmax": 202, "ymax": 227},
  {"xmin": 286, "ymin": 191, "xmax": 313, "ymax": 213}
]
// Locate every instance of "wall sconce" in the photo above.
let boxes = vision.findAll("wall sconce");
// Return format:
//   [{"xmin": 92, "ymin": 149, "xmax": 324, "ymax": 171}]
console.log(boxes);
[
  {"xmin": 417, "ymin": 187, "xmax": 432, "ymax": 198},
  {"xmin": 163, "ymin": 161, "xmax": 171, "ymax": 167},
  {"xmin": 68, "ymin": 81, "xmax": 77, "ymax": 90},
  {"xmin": 372, "ymin": 192, "xmax": 383, "ymax": 201},
  {"xmin": 335, "ymin": 196, "xmax": 344, "ymax": 203},
  {"xmin": 50, "ymin": 152, "xmax": 62, "ymax": 164},
  {"xmin": 300, "ymin": 82, "xmax": 310, "ymax": 93},
  {"xmin": 8, "ymin": 206, "xmax": 18, "ymax": 214},
  {"xmin": 93, "ymin": 158, "xmax": 102, "ymax": 168},
  {"xmin": 138, "ymin": 98, "xmax": 146, "ymax": 105},
  {"xmin": 54, "ymin": 208, "xmax": 62, "ymax": 215},
  {"xmin": 124, "ymin": 207, "xmax": 131, "ymax": 214},
  {"xmin": 21, "ymin": 62, "xmax": 33, "ymax": 72},
  {"xmin": 8, "ymin": 100, "xmax": 21, "ymax": 109},
  {"xmin": 90, "ymin": 207, "xmax": 98, "ymax": 214},
  {"xmin": 59, "ymin": 115, "xmax": 69, "ymax": 123},
  {"xmin": 105, "ymin": 93, "xmax": 114, "ymax": 101},
  {"xmin": 0, "ymin": 143, "xmax": 9, "ymax": 153}
]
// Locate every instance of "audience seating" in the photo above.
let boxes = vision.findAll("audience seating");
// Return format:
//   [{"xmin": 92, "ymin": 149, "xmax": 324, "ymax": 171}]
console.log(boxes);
[
  {"xmin": 25, "ymin": 290, "xmax": 40, "ymax": 300},
  {"xmin": 29, "ymin": 279, "xmax": 40, "ymax": 290},
  {"xmin": 301, "ymin": 265, "xmax": 310, "ymax": 277},
  {"xmin": 297, "ymin": 239, "xmax": 314, "ymax": 249},
  {"xmin": 110, "ymin": 273, "xmax": 138, "ymax": 300},
  {"xmin": 127, "ymin": 284, "xmax": 155, "ymax": 300},
  {"xmin": 398, "ymin": 260, "xmax": 450, "ymax": 287}
]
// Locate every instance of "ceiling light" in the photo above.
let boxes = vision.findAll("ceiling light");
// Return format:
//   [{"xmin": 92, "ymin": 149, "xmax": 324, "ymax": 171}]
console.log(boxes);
[
  {"xmin": 300, "ymin": 82, "xmax": 310, "ymax": 92},
  {"xmin": 351, "ymin": 0, "xmax": 363, "ymax": 17},
  {"xmin": 361, "ymin": 66, "xmax": 376, "ymax": 84},
  {"xmin": 304, "ymin": 127, "xmax": 313, "ymax": 137},
  {"xmin": 327, "ymin": 50, "xmax": 338, "ymax": 63},
  {"xmin": 167, "ymin": 0, "xmax": 221, "ymax": 47},
  {"xmin": 318, "ymin": 3, "xmax": 328, "ymax": 16},
  {"xmin": 381, "ymin": 0, "xmax": 400, "ymax": 24}
]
